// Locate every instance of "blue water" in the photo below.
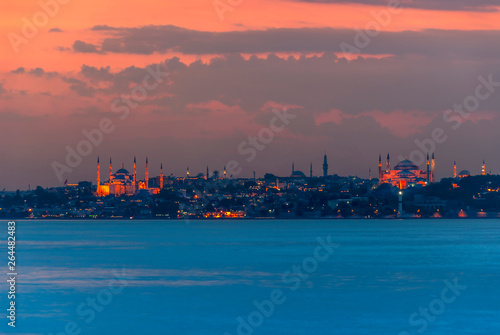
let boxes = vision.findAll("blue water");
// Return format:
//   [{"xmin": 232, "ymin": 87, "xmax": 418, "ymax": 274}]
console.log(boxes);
[{"xmin": 2, "ymin": 219, "xmax": 500, "ymax": 335}]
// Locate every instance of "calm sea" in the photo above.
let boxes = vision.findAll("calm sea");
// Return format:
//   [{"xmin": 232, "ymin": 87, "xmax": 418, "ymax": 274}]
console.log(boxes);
[{"xmin": 3, "ymin": 219, "xmax": 500, "ymax": 334}]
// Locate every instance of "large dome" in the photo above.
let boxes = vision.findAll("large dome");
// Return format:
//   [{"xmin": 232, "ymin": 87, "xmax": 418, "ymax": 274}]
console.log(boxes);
[
  {"xmin": 394, "ymin": 159, "xmax": 419, "ymax": 171},
  {"xmin": 458, "ymin": 170, "xmax": 471, "ymax": 177},
  {"xmin": 291, "ymin": 170, "xmax": 307, "ymax": 178},
  {"xmin": 115, "ymin": 168, "xmax": 131, "ymax": 175}
]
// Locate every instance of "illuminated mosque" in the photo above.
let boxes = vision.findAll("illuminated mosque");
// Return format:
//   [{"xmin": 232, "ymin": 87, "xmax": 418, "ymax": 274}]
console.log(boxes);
[
  {"xmin": 96, "ymin": 156, "xmax": 163, "ymax": 196},
  {"xmin": 378, "ymin": 153, "xmax": 435, "ymax": 189},
  {"xmin": 453, "ymin": 160, "xmax": 486, "ymax": 179}
]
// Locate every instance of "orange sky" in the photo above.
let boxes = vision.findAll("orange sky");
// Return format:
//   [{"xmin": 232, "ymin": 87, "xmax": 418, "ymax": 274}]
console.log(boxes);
[{"xmin": 2, "ymin": 0, "xmax": 500, "ymax": 72}]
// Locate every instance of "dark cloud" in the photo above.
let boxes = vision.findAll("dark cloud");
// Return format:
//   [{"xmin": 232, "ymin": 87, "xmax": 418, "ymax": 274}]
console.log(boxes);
[
  {"xmin": 70, "ymin": 25, "xmax": 500, "ymax": 61},
  {"xmin": 71, "ymin": 52, "xmax": 500, "ymax": 119},
  {"xmin": 11, "ymin": 67, "xmax": 25, "ymax": 74},
  {"xmin": 294, "ymin": 0, "xmax": 499, "ymax": 12},
  {"xmin": 29, "ymin": 68, "xmax": 45, "ymax": 77},
  {"xmin": 0, "ymin": 111, "xmax": 49, "ymax": 122},
  {"xmin": 73, "ymin": 40, "xmax": 100, "ymax": 53}
]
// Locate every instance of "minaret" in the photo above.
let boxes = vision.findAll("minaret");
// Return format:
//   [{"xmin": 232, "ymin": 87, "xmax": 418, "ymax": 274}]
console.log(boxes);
[
  {"xmin": 145, "ymin": 157, "xmax": 149, "ymax": 189},
  {"xmin": 323, "ymin": 153, "xmax": 328, "ymax": 177},
  {"xmin": 431, "ymin": 153, "xmax": 435, "ymax": 183},
  {"xmin": 482, "ymin": 160, "xmax": 486, "ymax": 176},
  {"xmin": 453, "ymin": 161, "xmax": 457, "ymax": 178},
  {"xmin": 133, "ymin": 156, "xmax": 137, "ymax": 191},
  {"xmin": 160, "ymin": 163, "xmax": 163, "ymax": 189},
  {"xmin": 310, "ymin": 162, "xmax": 313, "ymax": 178},
  {"xmin": 223, "ymin": 166, "xmax": 227, "ymax": 179},
  {"xmin": 386, "ymin": 153, "xmax": 390, "ymax": 172},
  {"xmin": 378, "ymin": 154, "xmax": 382, "ymax": 184},
  {"xmin": 109, "ymin": 157, "xmax": 113, "ymax": 182},
  {"xmin": 426, "ymin": 153, "xmax": 430, "ymax": 183},
  {"xmin": 186, "ymin": 166, "xmax": 190, "ymax": 178},
  {"xmin": 97, "ymin": 156, "xmax": 100, "ymax": 187}
]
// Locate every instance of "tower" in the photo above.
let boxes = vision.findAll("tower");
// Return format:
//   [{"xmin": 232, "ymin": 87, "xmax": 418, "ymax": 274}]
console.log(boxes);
[
  {"xmin": 378, "ymin": 154, "xmax": 382, "ymax": 184},
  {"xmin": 97, "ymin": 156, "xmax": 100, "ymax": 187},
  {"xmin": 482, "ymin": 160, "xmax": 486, "ymax": 176},
  {"xmin": 109, "ymin": 157, "xmax": 113, "ymax": 182},
  {"xmin": 310, "ymin": 162, "xmax": 313, "ymax": 178},
  {"xmin": 145, "ymin": 157, "xmax": 149, "ymax": 189},
  {"xmin": 160, "ymin": 163, "xmax": 163, "ymax": 189},
  {"xmin": 453, "ymin": 161, "xmax": 457, "ymax": 178},
  {"xmin": 426, "ymin": 153, "xmax": 430, "ymax": 184},
  {"xmin": 323, "ymin": 153, "xmax": 328, "ymax": 177},
  {"xmin": 386, "ymin": 153, "xmax": 390, "ymax": 172},
  {"xmin": 431, "ymin": 153, "xmax": 435, "ymax": 183},
  {"xmin": 133, "ymin": 156, "xmax": 137, "ymax": 191}
]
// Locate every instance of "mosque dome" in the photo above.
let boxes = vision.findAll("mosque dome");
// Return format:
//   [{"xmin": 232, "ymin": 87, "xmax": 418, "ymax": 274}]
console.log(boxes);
[
  {"xmin": 458, "ymin": 170, "xmax": 471, "ymax": 177},
  {"xmin": 115, "ymin": 168, "xmax": 130, "ymax": 175},
  {"xmin": 291, "ymin": 170, "xmax": 307, "ymax": 178},
  {"xmin": 394, "ymin": 159, "xmax": 419, "ymax": 171}
]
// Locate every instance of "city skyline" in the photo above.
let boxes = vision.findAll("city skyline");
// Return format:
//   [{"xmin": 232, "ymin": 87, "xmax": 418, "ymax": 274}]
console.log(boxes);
[{"xmin": 9, "ymin": 152, "xmax": 490, "ymax": 193}]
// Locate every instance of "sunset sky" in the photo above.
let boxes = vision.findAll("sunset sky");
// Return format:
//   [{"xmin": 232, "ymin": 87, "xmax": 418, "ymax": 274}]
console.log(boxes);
[{"xmin": 2, "ymin": 0, "xmax": 500, "ymax": 189}]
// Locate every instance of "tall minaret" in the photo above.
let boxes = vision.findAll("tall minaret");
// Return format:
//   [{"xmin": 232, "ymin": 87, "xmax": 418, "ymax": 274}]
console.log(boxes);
[
  {"xmin": 453, "ymin": 161, "xmax": 457, "ymax": 178},
  {"xmin": 160, "ymin": 163, "xmax": 163, "ymax": 189},
  {"xmin": 97, "ymin": 156, "xmax": 100, "ymax": 187},
  {"xmin": 431, "ymin": 153, "xmax": 435, "ymax": 183},
  {"xmin": 323, "ymin": 153, "xmax": 328, "ymax": 177},
  {"xmin": 133, "ymin": 156, "xmax": 137, "ymax": 191},
  {"xmin": 223, "ymin": 166, "xmax": 227, "ymax": 179},
  {"xmin": 482, "ymin": 160, "xmax": 486, "ymax": 176},
  {"xmin": 426, "ymin": 153, "xmax": 430, "ymax": 183},
  {"xmin": 145, "ymin": 157, "xmax": 149, "ymax": 189},
  {"xmin": 109, "ymin": 157, "xmax": 113, "ymax": 182},
  {"xmin": 386, "ymin": 153, "xmax": 390, "ymax": 172},
  {"xmin": 310, "ymin": 162, "xmax": 313, "ymax": 178},
  {"xmin": 378, "ymin": 154, "xmax": 382, "ymax": 184},
  {"xmin": 186, "ymin": 166, "xmax": 190, "ymax": 178}
]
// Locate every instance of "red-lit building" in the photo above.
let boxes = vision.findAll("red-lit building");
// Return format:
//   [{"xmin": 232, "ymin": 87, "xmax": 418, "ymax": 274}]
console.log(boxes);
[{"xmin": 378, "ymin": 153, "xmax": 434, "ymax": 189}]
